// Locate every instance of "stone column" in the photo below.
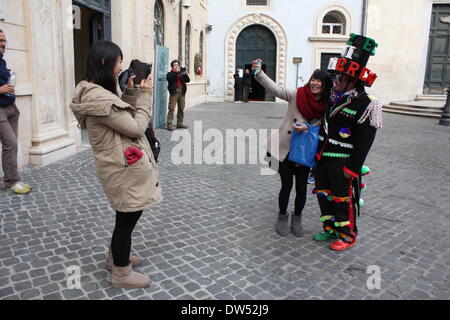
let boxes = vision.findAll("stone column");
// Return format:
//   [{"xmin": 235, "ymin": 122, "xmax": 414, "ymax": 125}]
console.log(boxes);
[{"xmin": 24, "ymin": 0, "xmax": 77, "ymax": 166}]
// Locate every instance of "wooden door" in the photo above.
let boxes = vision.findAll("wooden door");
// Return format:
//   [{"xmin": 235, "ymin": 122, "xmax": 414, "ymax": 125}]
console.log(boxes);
[{"xmin": 424, "ymin": 4, "xmax": 450, "ymax": 94}]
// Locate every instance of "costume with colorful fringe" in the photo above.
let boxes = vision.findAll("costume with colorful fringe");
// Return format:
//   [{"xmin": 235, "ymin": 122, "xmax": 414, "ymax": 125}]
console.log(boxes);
[
  {"xmin": 315, "ymin": 90, "xmax": 381, "ymax": 245},
  {"xmin": 315, "ymin": 34, "xmax": 382, "ymax": 249}
]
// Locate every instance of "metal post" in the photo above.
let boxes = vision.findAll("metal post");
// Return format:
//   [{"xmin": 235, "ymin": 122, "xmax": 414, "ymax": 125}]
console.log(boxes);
[
  {"xmin": 361, "ymin": 0, "xmax": 368, "ymax": 36},
  {"xmin": 439, "ymin": 87, "xmax": 450, "ymax": 126}
]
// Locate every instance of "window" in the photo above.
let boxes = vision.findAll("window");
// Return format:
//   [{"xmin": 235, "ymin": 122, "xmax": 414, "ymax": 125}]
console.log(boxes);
[
  {"xmin": 154, "ymin": 0, "xmax": 164, "ymax": 46},
  {"xmin": 246, "ymin": 0, "xmax": 268, "ymax": 5},
  {"xmin": 322, "ymin": 11, "xmax": 345, "ymax": 35},
  {"xmin": 185, "ymin": 21, "xmax": 191, "ymax": 73},
  {"xmin": 321, "ymin": 53, "xmax": 340, "ymax": 71}
]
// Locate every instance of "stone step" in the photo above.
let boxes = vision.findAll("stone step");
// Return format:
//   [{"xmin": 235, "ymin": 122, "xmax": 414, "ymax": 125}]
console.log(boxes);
[
  {"xmin": 388, "ymin": 102, "xmax": 444, "ymax": 113},
  {"xmin": 383, "ymin": 106, "xmax": 442, "ymax": 119},
  {"xmin": 384, "ymin": 106, "xmax": 442, "ymax": 115},
  {"xmin": 416, "ymin": 94, "xmax": 446, "ymax": 101}
]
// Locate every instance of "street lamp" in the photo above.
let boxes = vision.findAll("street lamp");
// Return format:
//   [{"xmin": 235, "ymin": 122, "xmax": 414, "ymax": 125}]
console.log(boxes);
[
  {"xmin": 170, "ymin": 0, "xmax": 191, "ymax": 8},
  {"xmin": 181, "ymin": 0, "xmax": 192, "ymax": 8},
  {"xmin": 439, "ymin": 87, "xmax": 450, "ymax": 126}
]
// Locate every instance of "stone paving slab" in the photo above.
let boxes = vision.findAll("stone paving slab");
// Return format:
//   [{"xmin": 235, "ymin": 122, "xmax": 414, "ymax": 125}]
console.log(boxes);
[{"xmin": 0, "ymin": 101, "xmax": 449, "ymax": 300}]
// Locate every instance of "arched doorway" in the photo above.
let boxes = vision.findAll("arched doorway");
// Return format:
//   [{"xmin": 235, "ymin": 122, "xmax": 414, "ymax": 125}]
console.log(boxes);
[{"xmin": 236, "ymin": 25, "xmax": 277, "ymax": 101}]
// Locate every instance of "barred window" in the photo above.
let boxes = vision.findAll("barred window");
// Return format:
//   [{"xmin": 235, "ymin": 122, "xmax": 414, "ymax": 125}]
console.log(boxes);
[
  {"xmin": 246, "ymin": 0, "xmax": 268, "ymax": 6},
  {"xmin": 185, "ymin": 21, "xmax": 191, "ymax": 73},
  {"xmin": 154, "ymin": 0, "xmax": 164, "ymax": 46},
  {"xmin": 322, "ymin": 11, "xmax": 345, "ymax": 35}
]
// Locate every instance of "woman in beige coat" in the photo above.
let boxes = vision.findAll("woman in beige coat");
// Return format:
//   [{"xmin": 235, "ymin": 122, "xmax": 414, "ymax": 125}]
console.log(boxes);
[
  {"xmin": 70, "ymin": 41, "xmax": 162, "ymax": 289},
  {"xmin": 252, "ymin": 59, "xmax": 332, "ymax": 238}
]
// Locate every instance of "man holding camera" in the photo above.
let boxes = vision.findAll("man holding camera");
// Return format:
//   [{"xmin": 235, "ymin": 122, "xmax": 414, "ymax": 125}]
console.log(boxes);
[
  {"xmin": 0, "ymin": 29, "xmax": 31, "ymax": 194},
  {"xmin": 166, "ymin": 60, "xmax": 190, "ymax": 131}
]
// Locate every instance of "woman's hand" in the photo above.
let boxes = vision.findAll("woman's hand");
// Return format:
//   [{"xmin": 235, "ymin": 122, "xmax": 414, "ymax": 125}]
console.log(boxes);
[
  {"xmin": 252, "ymin": 59, "xmax": 262, "ymax": 74},
  {"xmin": 292, "ymin": 122, "xmax": 308, "ymax": 133},
  {"xmin": 127, "ymin": 75, "xmax": 136, "ymax": 89},
  {"xmin": 140, "ymin": 74, "xmax": 153, "ymax": 90}
]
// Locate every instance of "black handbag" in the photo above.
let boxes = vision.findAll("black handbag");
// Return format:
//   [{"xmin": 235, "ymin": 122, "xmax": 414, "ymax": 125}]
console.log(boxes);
[{"xmin": 145, "ymin": 126, "xmax": 161, "ymax": 163}]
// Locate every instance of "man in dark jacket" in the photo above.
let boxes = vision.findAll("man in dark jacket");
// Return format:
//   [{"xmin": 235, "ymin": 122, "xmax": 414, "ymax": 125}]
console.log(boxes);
[
  {"xmin": 242, "ymin": 69, "xmax": 252, "ymax": 102},
  {"xmin": 166, "ymin": 60, "xmax": 190, "ymax": 131},
  {"xmin": 0, "ymin": 30, "xmax": 31, "ymax": 194}
]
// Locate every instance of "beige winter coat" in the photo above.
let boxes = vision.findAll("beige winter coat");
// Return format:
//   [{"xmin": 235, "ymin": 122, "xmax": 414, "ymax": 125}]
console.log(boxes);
[
  {"xmin": 70, "ymin": 81, "xmax": 162, "ymax": 212},
  {"xmin": 255, "ymin": 70, "xmax": 306, "ymax": 163}
]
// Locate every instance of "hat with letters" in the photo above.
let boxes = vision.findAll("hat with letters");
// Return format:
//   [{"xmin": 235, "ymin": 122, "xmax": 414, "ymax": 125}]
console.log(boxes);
[{"xmin": 327, "ymin": 33, "xmax": 379, "ymax": 87}]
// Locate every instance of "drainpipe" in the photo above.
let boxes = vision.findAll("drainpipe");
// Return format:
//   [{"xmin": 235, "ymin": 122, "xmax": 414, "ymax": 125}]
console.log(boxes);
[
  {"xmin": 361, "ymin": 0, "xmax": 368, "ymax": 36},
  {"xmin": 179, "ymin": 1, "xmax": 183, "ymax": 62}
]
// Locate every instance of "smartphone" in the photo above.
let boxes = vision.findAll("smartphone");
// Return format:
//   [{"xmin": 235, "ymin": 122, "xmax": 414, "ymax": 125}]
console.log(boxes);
[{"xmin": 129, "ymin": 60, "xmax": 152, "ymax": 86}]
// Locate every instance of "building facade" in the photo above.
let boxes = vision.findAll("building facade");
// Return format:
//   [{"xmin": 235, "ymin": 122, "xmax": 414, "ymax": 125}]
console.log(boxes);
[
  {"xmin": 206, "ymin": 0, "xmax": 364, "ymax": 102},
  {"xmin": 206, "ymin": 0, "xmax": 450, "ymax": 106},
  {"xmin": 1, "ymin": 0, "xmax": 449, "ymax": 176},
  {"xmin": 0, "ymin": 0, "xmax": 207, "ymax": 175},
  {"xmin": 367, "ymin": 0, "xmax": 450, "ymax": 104}
]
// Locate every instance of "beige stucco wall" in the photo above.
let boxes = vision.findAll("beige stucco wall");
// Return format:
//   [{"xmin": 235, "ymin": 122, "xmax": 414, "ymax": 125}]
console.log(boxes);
[
  {"xmin": 366, "ymin": 0, "xmax": 434, "ymax": 104},
  {"xmin": 112, "ymin": 0, "xmax": 207, "ymax": 109},
  {"xmin": 0, "ymin": 0, "xmax": 207, "ymax": 178}
]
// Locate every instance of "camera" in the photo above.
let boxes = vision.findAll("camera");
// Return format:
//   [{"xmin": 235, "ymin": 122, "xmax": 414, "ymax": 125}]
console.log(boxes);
[
  {"xmin": 118, "ymin": 59, "xmax": 152, "ymax": 91},
  {"xmin": 180, "ymin": 67, "xmax": 187, "ymax": 72},
  {"xmin": 129, "ymin": 60, "xmax": 152, "ymax": 85}
]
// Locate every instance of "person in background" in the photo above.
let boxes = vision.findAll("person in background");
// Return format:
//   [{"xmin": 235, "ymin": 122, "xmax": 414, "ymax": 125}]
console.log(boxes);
[
  {"xmin": 242, "ymin": 69, "xmax": 252, "ymax": 103},
  {"xmin": 166, "ymin": 60, "xmax": 190, "ymax": 131},
  {"xmin": 0, "ymin": 29, "xmax": 32, "ymax": 194},
  {"xmin": 234, "ymin": 69, "xmax": 242, "ymax": 103},
  {"xmin": 70, "ymin": 40, "xmax": 162, "ymax": 288},
  {"xmin": 252, "ymin": 59, "xmax": 332, "ymax": 237}
]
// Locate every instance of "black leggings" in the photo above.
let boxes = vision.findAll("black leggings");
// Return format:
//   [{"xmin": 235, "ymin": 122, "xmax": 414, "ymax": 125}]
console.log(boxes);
[
  {"xmin": 278, "ymin": 159, "xmax": 310, "ymax": 216},
  {"xmin": 111, "ymin": 211, "xmax": 143, "ymax": 267}
]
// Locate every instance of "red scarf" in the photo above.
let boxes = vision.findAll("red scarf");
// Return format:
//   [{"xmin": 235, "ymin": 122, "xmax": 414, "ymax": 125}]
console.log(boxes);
[
  {"xmin": 173, "ymin": 69, "xmax": 182, "ymax": 88},
  {"xmin": 296, "ymin": 86, "xmax": 326, "ymax": 121}
]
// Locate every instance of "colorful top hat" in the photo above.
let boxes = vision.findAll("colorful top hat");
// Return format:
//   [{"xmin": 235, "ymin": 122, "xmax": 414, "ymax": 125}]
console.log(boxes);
[{"xmin": 327, "ymin": 33, "xmax": 379, "ymax": 87}]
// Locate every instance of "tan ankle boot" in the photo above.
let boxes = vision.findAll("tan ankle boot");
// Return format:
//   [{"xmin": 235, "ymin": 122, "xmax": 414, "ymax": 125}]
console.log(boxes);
[
  {"xmin": 106, "ymin": 248, "xmax": 142, "ymax": 270},
  {"xmin": 111, "ymin": 263, "xmax": 150, "ymax": 289}
]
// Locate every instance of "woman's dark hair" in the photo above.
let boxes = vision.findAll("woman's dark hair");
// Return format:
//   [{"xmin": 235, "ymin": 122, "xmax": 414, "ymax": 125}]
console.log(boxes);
[
  {"xmin": 171, "ymin": 60, "xmax": 180, "ymax": 68},
  {"xmin": 307, "ymin": 69, "xmax": 333, "ymax": 102},
  {"xmin": 85, "ymin": 40, "xmax": 123, "ymax": 95}
]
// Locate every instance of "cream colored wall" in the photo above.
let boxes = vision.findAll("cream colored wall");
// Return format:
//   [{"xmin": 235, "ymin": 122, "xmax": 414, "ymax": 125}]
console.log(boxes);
[
  {"xmin": 366, "ymin": 0, "xmax": 433, "ymax": 104},
  {"xmin": 112, "ymin": 0, "xmax": 207, "ymax": 107}
]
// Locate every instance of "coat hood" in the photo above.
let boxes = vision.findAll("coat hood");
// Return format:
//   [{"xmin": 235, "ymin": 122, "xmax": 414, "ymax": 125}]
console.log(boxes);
[{"xmin": 70, "ymin": 81, "xmax": 132, "ymax": 129}]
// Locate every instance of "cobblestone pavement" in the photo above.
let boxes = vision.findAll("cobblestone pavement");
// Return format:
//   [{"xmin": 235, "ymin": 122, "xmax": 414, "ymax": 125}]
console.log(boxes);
[{"xmin": 1, "ymin": 101, "xmax": 450, "ymax": 300}]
